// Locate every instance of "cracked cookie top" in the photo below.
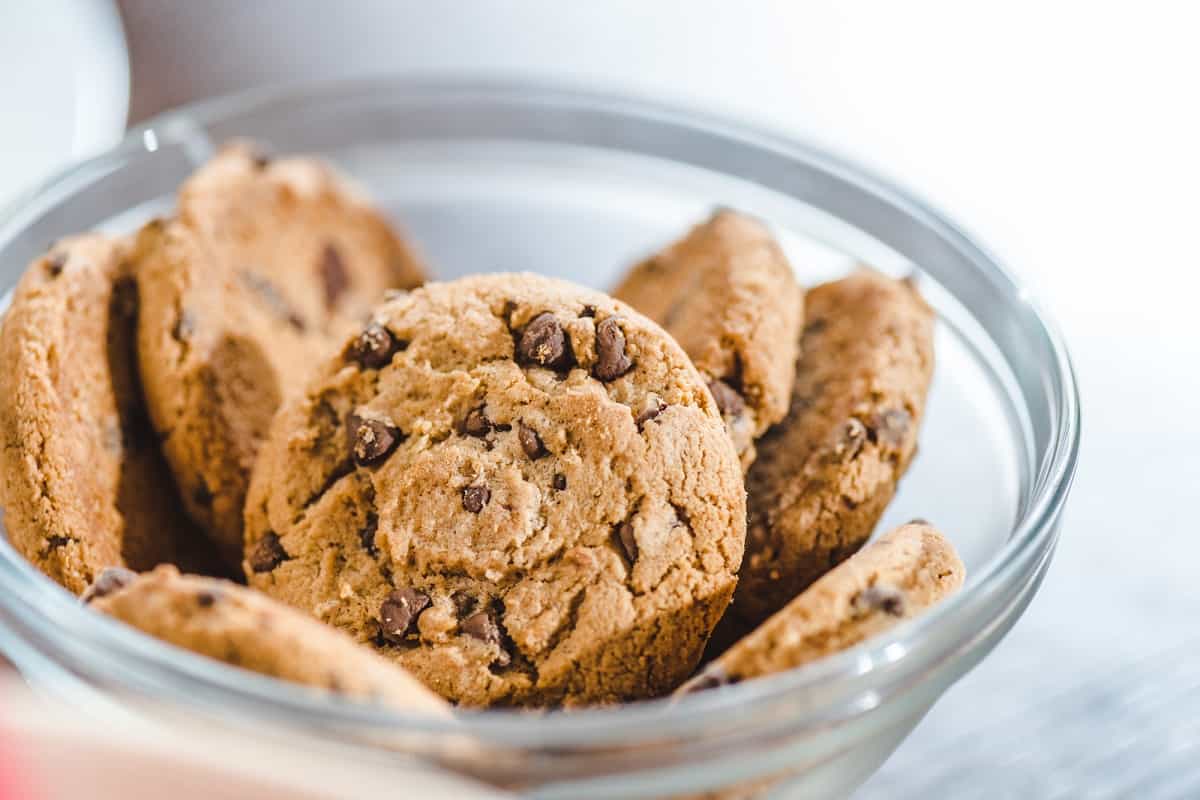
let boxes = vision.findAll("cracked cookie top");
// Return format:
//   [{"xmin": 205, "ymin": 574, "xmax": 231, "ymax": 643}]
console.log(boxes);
[
  {"xmin": 133, "ymin": 143, "xmax": 426, "ymax": 566},
  {"xmin": 244, "ymin": 273, "xmax": 746, "ymax": 707}
]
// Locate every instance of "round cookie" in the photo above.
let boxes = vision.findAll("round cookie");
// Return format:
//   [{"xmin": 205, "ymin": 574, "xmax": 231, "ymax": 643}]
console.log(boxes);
[
  {"xmin": 0, "ymin": 236, "xmax": 220, "ymax": 594},
  {"xmin": 134, "ymin": 143, "xmax": 426, "ymax": 566},
  {"xmin": 244, "ymin": 273, "xmax": 746, "ymax": 707},
  {"xmin": 717, "ymin": 269, "xmax": 935, "ymax": 639},
  {"xmin": 86, "ymin": 565, "xmax": 448, "ymax": 714},
  {"xmin": 680, "ymin": 521, "xmax": 963, "ymax": 692}
]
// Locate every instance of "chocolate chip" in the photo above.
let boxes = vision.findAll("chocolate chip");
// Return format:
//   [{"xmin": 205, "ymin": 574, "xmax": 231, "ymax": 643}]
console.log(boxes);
[
  {"xmin": 834, "ymin": 419, "xmax": 868, "ymax": 462},
  {"xmin": 518, "ymin": 423, "xmax": 546, "ymax": 459},
  {"xmin": 854, "ymin": 585, "xmax": 906, "ymax": 617},
  {"xmin": 593, "ymin": 317, "xmax": 634, "ymax": 381},
  {"xmin": 358, "ymin": 511, "xmax": 379, "ymax": 556},
  {"xmin": 615, "ymin": 521, "xmax": 638, "ymax": 562},
  {"xmin": 580, "ymin": 305, "xmax": 597, "ymax": 318},
  {"xmin": 319, "ymin": 243, "xmax": 349, "ymax": 310},
  {"xmin": 552, "ymin": 473, "xmax": 567, "ymax": 491},
  {"xmin": 81, "ymin": 566, "xmax": 137, "ymax": 604},
  {"xmin": 346, "ymin": 322, "xmax": 402, "ymax": 369},
  {"xmin": 45, "ymin": 535, "xmax": 70, "ymax": 552},
  {"xmin": 192, "ymin": 482, "xmax": 213, "ymax": 508},
  {"xmin": 908, "ymin": 517, "xmax": 932, "ymax": 526},
  {"xmin": 461, "ymin": 611, "xmax": 500, "ymax": 645},
  {"xmin": 516, "ymin": 312, "xmax": 574, "ymax": 371},
  {"xmin": 462, "ymin": 484, "xmax": 490, "ymax": 513},
  {"xmin": 635, "ymin": 400, "xmax": 666, "ymax": 430},
  {"xmin": 804, "ymin": 318, "xmax": 828, "ymax": 336},
  {"xmin": 44, "ymin": 252, "xmax": 66, "ymax": 277},
  {"xmin": 348, "ymin": 413, "xmax": 402, "ymax": 466},
  {"xmin": 380, "ymin": 588, "xmax": 431, "ymax": 643},
  {"xmin": 870, "ymin": 408, "xmax": 912, "ymax": 448},
  {"xmin": 707, "ymin": 379, "xmax": 745, "ymax": 418},
  {"xmin": 462, "ymin": 407, "xmax": 492, "ymax": 437},
  {"xmin": 249, "ymin": 532, "xmax": 289, "ymax": 573},
  {"xmin": 451, "ymin": 592, "xmax": 476, "ymax": 616},
  {"xmin": 196, "ymin": 590, "xmax": 218, "ymax": 608}
]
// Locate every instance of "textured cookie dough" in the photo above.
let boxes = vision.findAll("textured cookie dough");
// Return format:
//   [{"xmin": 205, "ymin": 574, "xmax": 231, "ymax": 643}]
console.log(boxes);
[
  {"xmin": 680, "ymin": 522, "xmax": 963, "ymax": 691},
  {"xmin": 245, "ymin": 273, "xmax": 745, "ymax": 707},
  {"xmin": 0, "ymin": 236, "xmax": 219, "ymax": 594},
  {"xmin": 719, "ymin": 269, "xmax": 934, "ymax": 636},
  {"xmin": 86, "ymin": 564, "xmax": 448, "ymax": 713},
  {"xmin": 134, "ymin": 143, "xmax": 426, "ymax": 565},
  {"xmin": 613, "ymin": 210, "xmax": 804, "ymax": 469}
]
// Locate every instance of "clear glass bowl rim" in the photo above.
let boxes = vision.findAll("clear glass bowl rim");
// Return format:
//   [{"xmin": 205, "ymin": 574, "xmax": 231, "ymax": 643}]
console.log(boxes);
[{"xmin": 0, "ymin": 75, "xmax": 1080, "ymax": 749}]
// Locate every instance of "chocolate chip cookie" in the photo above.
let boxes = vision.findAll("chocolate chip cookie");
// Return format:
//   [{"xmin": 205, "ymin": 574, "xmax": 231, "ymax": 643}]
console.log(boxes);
[
  {"xmin": 86, "ymin": 564, "xmax": 448, "ymax": 713},
  {"xmin": 612, "ymin": 210, "xmax": 804, "ymax": 469},
  {"xmin": 0, "ymin": 236, "xmax": 219, "ymax": 594},
  {"xmin": 718, "ymin": 269, "xmax": 934, "ymax": 637},
  {"xmin": 134, "ymin": 143, "xmax": 426, "ymax": 566},
  {"xmin": 680, "ymin": 521, "xmax": 963, "ymax": 692},
  {"xmin": 244, "ymin": 273, "xmax": 745, "ymax": 707}
]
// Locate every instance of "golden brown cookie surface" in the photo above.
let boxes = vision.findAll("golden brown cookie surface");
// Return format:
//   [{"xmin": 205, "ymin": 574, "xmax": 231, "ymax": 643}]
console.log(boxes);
[
  {"xmin": 134, "ymin": 144, "xmax": 425, "ymax": 566},
  {"xmin": 718, "ymin": 269, "xmax": 935, "ymax": 637},
  {"xmin": 613, "ymin": 210, "xmax": 804, "ymax": 469},
  {"xmin": 87, "ymin": 564, "xmax": 448, "ymax": 713},
  {"xmin": 244, "ymin": 273, "xmax": 745, "ymax": 707},
  {"xmin": 681, "ymin": 522, "xmax": 963, "ymax": 690},
  {"xmin": 0, "ymin": 236, "xmax": 218, "ymax": 593}
]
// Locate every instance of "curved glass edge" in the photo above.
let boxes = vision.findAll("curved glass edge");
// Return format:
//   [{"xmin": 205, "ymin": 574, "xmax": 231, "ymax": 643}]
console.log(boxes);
[{"xmin": 0, "ymin": 77, "xmax": 1080, "ymax": 749}]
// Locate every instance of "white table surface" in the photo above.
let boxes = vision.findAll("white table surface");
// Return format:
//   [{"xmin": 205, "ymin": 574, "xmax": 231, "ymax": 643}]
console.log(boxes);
[{"xmin": 77, "ymin": 1, "xmax": 1200, "ymax": 795}]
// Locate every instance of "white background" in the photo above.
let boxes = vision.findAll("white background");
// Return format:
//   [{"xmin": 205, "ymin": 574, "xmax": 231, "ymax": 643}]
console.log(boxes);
[{"xmin": 11, "ymin": 1, "xmax": 1200, "ymax": 795}]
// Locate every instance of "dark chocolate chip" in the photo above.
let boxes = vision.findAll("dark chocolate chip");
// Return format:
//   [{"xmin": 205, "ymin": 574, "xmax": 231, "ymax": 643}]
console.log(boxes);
[
  {"xmin": 192, "ymin": 482, "xmax": 213, "ymax": 508},
  {"xmin": 45, "ymin": 535, "xmax": 70, "ymax": 551},
  {"xmin": 908, "ymin": 517, "xmax": 932, "ymax": 526},
  {"xmin": 593, "ymin": 317, "xmax": 634, "ymax": 381},
  {"xmin": 580, "ymin": 305, "xmax": 597, "ymax": 318},
  {"xmin": 552, "ymin": 473, "xmax": 567, "ymax": 491},
  {"xmin": 81, "ymin": 566, "xmax": 137, "ymax": 604},
  {"xmin": 346, "ymin": 322, "xmax": 402, "ymax": 369},
  {"xmin": 451, "ymin": 592, "xmax": 476, "ymax": 616},
  {"xmin": 678, "ymin": 666, "xmax": 733, "ymax": 695},
  {"xmin": 635, "ymin": 400, "xmax": 666, "ymax": 430},
  {"xmin": 615, "ymin": 521, "xmax": 638, "ymax": 562},
  {"xmin": 871, "ymin": 408, "xmax": 912, "ymax": 448},
  {"xmin": 380, "ymin": 588, "xmax": 431, "ymax": 643},
  {"xmin": 461, "ymin": 611, "xmax": 501, "ymax": 645},
  {"xmin": 462, "ymin": 407, "xmax": 492, "ymax": 437},
  {"xmin": 462, "ymin": 484, "xmax": 491, "ymax": 513},
  {"xmin": 358, "ymin": 511, "xmax": 379, "ymax": 556},
  {"xmin": 854, "ymin": 584, "xmax": 906, "ymax": 617},
  {"xmin": 347, "ymin": 413, "xmax": 402, "ymax": 466},
  {"xmin": 834, "ymin": 419, "xmax": 868, "ymax": 462},
  {"xmin": 319, "ymin": 243, "xmax": 350, "ymax": 310},
  {"xmin": 44, "ymin": 252, "xmax": 66, "ymax": 277},
  {"xmin": 707, "ymin": 379, "xmax": 745, "ymax": 418},
  {"xmin": 196, "ymin": 590, "xmax": 218, "ymax": 608},
  {"xmin": 249, "ymin": 532, "xmax": 289, "ymax": 573},
  {"xmin": 518, "ymin": 423, "xmax": 546, "ymax": 459},
  {"xmin": 516, "ymin": 312, "xmax": 574, "ymax": 371}
]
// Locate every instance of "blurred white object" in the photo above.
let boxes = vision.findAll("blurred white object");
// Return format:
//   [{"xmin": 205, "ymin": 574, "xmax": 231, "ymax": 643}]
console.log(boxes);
[{"xmin": 0, "ymin": 1, "xmax": 129, "ymax": 209}]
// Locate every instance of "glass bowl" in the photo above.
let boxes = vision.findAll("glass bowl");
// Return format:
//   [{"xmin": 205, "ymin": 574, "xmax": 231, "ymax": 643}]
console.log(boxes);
[{"xmin": 0, "ymin": 77, "xmax": 1079, "ymax": 798}]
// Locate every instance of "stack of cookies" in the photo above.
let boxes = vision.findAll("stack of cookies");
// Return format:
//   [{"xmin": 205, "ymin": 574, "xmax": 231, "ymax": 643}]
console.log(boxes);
[{"xmin": 0, "ymin": 144, "xmax": 964, "ymax": 713}]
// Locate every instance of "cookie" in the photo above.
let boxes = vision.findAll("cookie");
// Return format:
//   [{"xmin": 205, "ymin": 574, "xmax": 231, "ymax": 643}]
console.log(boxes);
[
  {"xmin": 134, "ymin": 143, "xmax": 426, "ymax": 566},
  {"xmin": 0, "ymin": 236, "xmax": 219, "ymax": 594},
  {"xmin": 612, "ymin": 210, "xmax": 804, "ymax": 469},
  {"xmin": 719, "ymin": 269, "xmax": 934, "ymax": 635},
  {"xmin": 680, "ymin": 522, "xmax": 963, "ymax": 691},
  {"xmin": 244, "ymin": 273, "xmax": 745, "ymax": 707},
  {"xmin": 86, "ymin": 564, "xmax": 448, "ymax": 714}
]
